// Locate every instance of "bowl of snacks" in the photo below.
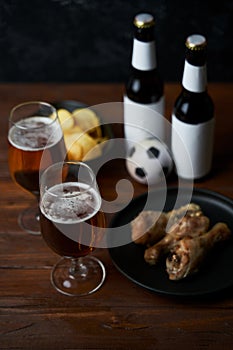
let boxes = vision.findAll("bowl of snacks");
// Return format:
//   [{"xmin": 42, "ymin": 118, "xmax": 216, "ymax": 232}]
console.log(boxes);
[{"xmin": 54, "ymin": 100, "xmax": 113, "ymax": 164}]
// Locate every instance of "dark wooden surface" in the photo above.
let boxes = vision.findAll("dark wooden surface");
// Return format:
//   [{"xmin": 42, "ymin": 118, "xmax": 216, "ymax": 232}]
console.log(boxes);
[{"xmin": 1, "ymin": 83, "xmax": 233, "ymax": 350}]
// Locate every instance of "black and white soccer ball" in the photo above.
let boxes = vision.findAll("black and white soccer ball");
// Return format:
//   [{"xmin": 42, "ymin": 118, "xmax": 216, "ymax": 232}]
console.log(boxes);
[{"xmin": 126, "ymin": 138, "xmax": 173, "ymax": 185}]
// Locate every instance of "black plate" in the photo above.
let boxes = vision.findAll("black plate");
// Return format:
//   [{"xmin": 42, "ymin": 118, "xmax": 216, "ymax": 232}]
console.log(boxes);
[
  {"xmin": 54, "ymin": 100, "xmax": 88, "ymax": 112},
  {"xmin": 108, "ymin": 187, "xmax": 233, "ymax": 296},
  {"xmin": 53, "ymin": 100, "xmax": 114, "ymax": 164}
]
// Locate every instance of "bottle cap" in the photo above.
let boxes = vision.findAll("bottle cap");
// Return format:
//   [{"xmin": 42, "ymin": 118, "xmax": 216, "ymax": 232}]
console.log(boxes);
[
  {"xmin": 134, "ymin": 13, "xmax": 155, "ymax": 29},
  {"xmin": 185, "ymin": 34, "xmax": 207, "ymax": 50}
]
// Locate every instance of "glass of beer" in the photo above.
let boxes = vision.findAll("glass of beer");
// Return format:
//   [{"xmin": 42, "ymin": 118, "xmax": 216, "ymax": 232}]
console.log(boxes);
[
  {"xmin": 39, "ymin": 161, "xmax": 106, "ymax": 296},
  {"xmin": 8, "ymin": 101, "xmax": 66, "ymax": 235}
]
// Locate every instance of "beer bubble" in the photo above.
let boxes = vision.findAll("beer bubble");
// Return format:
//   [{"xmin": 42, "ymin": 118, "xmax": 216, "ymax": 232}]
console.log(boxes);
[
  {"xmin": 8, "ymin": 116, "xmax": 63, "ymax": 151},
  {"xmin": 41, "ymin": 182, "xmax": 101, "ymax": 224}
]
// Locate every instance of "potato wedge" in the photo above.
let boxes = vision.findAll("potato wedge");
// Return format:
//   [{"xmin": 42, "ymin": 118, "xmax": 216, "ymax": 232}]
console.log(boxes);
[
  {"xmin": 75, "ymin": 132, "xmax": 97, "ymax": 157},
  {"xmin": 57, "ymin": 105, "xmax": 107, "ymax": 161},
  {"xmin": 64, "ymin": 132, "xmax": 83, "ymax": 161},
  {"xmin": 57, "ymin": 109, "xmax": 74, "ymax": 131},
  {"xmin": 72, "ymin": 108, "xmax": 101, "ymax": 136}
]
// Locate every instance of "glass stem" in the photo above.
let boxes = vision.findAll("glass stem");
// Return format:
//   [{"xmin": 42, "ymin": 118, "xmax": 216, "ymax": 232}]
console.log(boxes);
[
  {"xmin": 34, "ymin": 193, "xmax": 40, "ymax": 221},
  {"xmin": 69, "ymin": 258, "xmax": 88, "ymax": 279}
]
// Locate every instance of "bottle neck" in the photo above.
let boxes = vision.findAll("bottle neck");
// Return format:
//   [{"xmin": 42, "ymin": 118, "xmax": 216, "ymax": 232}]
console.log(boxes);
[
  {"xmin": 182, "ymin": 60, "xmax": 207, "ymax": 93},
  {"xmin": 131, "ymin": 38, "xmax": 157, "ymax": 71}
]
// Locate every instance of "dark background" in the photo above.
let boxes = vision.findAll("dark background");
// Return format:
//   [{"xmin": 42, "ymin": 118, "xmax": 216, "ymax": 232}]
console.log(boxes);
[{"xmin": 0, "ymin": 0, "xmax": 232, "ymax": 83}]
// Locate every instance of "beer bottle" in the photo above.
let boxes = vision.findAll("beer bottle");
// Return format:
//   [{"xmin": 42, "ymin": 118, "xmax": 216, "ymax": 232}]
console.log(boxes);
[
  {"xmin": 171, "ymin": 34, "xmax": 215, "ymax": 180},
  {"xmin": 124, "ymin": 13, "xmax": 165, "ymax": 151}
]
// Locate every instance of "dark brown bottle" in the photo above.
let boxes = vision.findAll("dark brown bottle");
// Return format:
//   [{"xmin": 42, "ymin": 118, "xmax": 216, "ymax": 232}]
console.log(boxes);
[
  {"xmin": 124, "ymin": 13, "xmax": 165, "ymax": 151},
  {"xmin": 171, "ymin": 34, "xmax": 215, "ymax": 180}
]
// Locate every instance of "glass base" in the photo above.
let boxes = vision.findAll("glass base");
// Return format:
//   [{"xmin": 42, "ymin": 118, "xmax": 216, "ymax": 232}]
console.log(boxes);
[
  {"xmin": 18, "ymin": 204, "xmax": 41, "ymax": 235},
  {"xmin": 51, "ymin": 256, "xmax": 106, "ymax": 296}
]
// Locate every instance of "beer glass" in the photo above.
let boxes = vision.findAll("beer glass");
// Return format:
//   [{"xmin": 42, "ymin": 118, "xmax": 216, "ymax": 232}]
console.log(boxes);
[
  {"xmin": 39, "ymin": 161, "xmax": 106, "ymax": 296},
  {"xmin": 8, "ymin": 101, "xmax": 66, "ymax": 234}
]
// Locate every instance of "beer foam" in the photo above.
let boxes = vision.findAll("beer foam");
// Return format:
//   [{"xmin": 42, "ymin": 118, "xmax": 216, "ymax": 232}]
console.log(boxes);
[
  {"xmin": 40, "ymin": 182, "xmax": 101, "ymax": 224},
  {"xmin": 8, "ymin": 116, "xmax": 63, "ymax": 151}
]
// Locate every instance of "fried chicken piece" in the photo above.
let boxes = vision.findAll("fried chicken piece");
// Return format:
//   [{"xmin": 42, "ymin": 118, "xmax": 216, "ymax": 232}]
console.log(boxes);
[
  {"xmin": 166, "ymin": 222, "xmax": 231, "ymax": 280},
  {"xmin": 131, "ymin": 210, "xmax": 167, "ymax": 246},
  {"xmin": 166, "ymin": 203, "xmax": 203, "ymax": 229},
  {"xmin": 131, "ymin": 203, "xmax": 201, "ymax": 246},
  {"xmin": 144, "ymin": 208, "xmax": 210, "ymax": 265}
]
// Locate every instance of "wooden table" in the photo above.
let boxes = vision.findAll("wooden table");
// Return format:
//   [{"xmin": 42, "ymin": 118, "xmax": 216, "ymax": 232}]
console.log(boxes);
[{"xmin": 1, "ymin": 83, "xmax": 233, "ymax": 349}]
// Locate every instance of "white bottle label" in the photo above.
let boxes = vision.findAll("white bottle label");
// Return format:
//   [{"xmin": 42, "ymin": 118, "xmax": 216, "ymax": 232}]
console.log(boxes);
[
  {"xmin": 124, "ymin": 95, "xmax": 166, "ymax": 152},
  {"xmin": 171, "ymin": 114, "xmax": 215, "ymax": 179},
  {"xmin": 182, "ymin": 61, "xmax": 207, "ymax": 92},
  {"xmin": 132, "ymin": 39, "xmax": 156, "ymax": 70}
]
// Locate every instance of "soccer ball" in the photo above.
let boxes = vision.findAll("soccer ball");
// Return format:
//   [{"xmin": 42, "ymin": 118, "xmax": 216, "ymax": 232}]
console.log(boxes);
[{"xmin": 126, "ymin": 138, "xmax": 173, "ymax": 185}]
